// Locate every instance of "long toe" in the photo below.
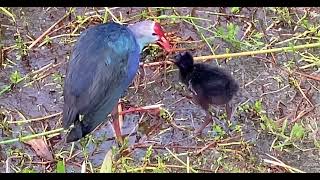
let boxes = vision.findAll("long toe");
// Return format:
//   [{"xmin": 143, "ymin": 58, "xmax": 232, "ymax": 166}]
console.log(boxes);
[
  {"xmin": 194, "ymin": 115, "xmax": 213, "ymax": 135},
  {"xmin": 66, "ymin": 126, "xmax": 83, "ymax": 143},
  {"xmin": 213, "ymin": 117, "xmax": 231, "ymax": 136}
]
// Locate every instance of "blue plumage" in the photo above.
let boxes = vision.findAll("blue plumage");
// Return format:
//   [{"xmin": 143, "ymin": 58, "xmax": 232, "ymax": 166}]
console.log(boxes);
[{"xmin": 63, "ymin": 21, "xmax": 170, "ymax": 142}]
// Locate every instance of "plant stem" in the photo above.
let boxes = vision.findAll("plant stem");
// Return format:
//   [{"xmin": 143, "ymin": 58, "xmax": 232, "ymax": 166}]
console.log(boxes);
[
  {"xmin": 0, "ymin": 128, "xmax": 64, "ymax": 145},
  {"xmin": 193, "ymin": 42, "xmax": 320, "ymax": 61},
  {"xmin": 149, "ymin": 15, "xmax": 211, "ymax": 21}
]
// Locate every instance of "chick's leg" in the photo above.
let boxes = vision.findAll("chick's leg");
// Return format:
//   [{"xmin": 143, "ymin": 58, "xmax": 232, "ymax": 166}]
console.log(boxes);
[
  {"xmin": 189, "ymin": 96, "xmax": 213, "ymax": 135},
  {"xmin": 194, "ymin": 110, "xmax": 213, "ymax": 134},
  {"xmin": 225, "ymin": 103, "xmax": 232, "ymax": 121}
]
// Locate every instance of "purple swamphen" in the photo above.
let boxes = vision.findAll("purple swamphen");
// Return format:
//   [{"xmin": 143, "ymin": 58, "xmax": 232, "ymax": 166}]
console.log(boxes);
[
  {"xmin": 171, "ymin": 52, "xmax": 239, "ymax": 134},
  {"xmin": 63, "ymin": 20, "xmax": 171, "ymax": 143}
]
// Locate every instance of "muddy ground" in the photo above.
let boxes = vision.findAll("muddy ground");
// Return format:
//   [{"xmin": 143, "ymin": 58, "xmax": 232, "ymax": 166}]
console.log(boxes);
[{"xmin": 0, "ymin": 7, "xmax": 319, "ymax": 173}]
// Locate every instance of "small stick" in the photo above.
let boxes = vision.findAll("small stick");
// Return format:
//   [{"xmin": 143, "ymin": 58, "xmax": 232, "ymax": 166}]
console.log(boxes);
[
  {"xmin": 264, "ymin": 153, "xmax": 305, "ymax": 173},
  {"xmin": 240, "ymin": 21, "xmax": 252, "ymax": 41},
  {"xmin": 165, "ymin": 147, "xmax": 197, "ymax": 173},
  {"xmin": 7, "ymin": 112, "xmax": 62, "ymax": 124},
  {"xmin": 0, "ymin": 128, "xmax": 64, "ymax": 145},
  {"xmin": 0, "ymin": 46, "xmax": 3, "ymax": 68},
  {"xmin": 192, "ymin": 42, "xmax": 320, "ymax": 61},
  {"xmin": 28, "ymin": 12, "xmax": 70, "ymax": 49},
  {"xmin": 294, "ymin": 71, "xmax": 320, "ymax": 82},
  {"xmin": 202, "ymin": 11, "xmax": 246, "ymax": 18},
  {"xmin": 118, "ymin": 104, "xmax": 164, "ymax": 115},
  {"xmin": 296, "ymin": 80, "xmax": 314, "ymax": 107},
  {"xmin": 141, "ymin": 43, "xmax": 320, "ymax": 68},
  {"xmin": 294, "ymin": 98, "xmax": 304, "ymax": 120},
  {"xmin": 195, "ymin": 141, "xmax": 217, "ymax": 155},
  {"xmin": 147, "ymin": 7, "xmax": 157, "ymax": 22},
  {"xmin": 260, "ymin": 85, "xmax": 290, "ymax": 97},
  {"xmin": 280, "ymin": 66, "xmax": 320, "ymax": 82},
  {"xmin": 139, "ymin": 61, "xmax": 173, "ymax": 67},
  {"xmin": 291, "ymin": 106, "xmax": 316, "ymax": 124}
]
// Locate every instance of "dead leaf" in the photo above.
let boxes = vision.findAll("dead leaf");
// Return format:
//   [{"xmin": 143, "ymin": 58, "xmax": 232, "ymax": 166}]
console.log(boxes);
[{"xmin": 25, "ymin": 138, "xmax": 54, "ymax": 161}]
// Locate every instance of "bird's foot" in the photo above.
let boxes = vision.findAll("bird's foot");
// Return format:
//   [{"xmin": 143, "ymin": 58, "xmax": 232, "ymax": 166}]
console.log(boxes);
[
  {"xmin": 224, "ymin": 103, "xmax": 238, "ymax": 136},
  {"xmin": 194, "ymin": 114, "xmax": 213, "ymax": 135},
  {"xmin": 212, "ymin": 117, "xmax": 231, "ymax": 136},
  {"xmin": 178, "ymin": 92, "xmax": 193, "ymax": 100},
  {"xmin": 193, "ymin": 109, "xmax": 234, "ymax": 137}
]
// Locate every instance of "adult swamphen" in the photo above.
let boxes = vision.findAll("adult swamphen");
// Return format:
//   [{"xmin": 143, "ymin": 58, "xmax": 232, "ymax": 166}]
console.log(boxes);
[
  {"xmin": 63, "ymin": 20, "xmax": 171, "ymax": 143},
  {"xmin": 171, "ymin": 52, "xmax": 239, "ymax": 134}
]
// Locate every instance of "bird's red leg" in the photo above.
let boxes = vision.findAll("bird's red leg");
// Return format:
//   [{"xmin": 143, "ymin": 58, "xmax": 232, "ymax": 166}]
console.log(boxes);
[
  {"xmin": 194, "ymin": 111, "xmax": 212, "ymax": 135},
  {"xmin": 111, "ymin": 102, "xmax": 163, "ymax": 144},
  {"xmin": 111, "ymin": 102, "xmax": 123, "ymax": 144}
]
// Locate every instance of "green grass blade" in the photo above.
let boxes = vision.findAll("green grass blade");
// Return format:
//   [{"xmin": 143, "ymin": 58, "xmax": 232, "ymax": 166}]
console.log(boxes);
[
  {"xmin": 100, "ymin": 149, "xmax": 113, "ymax": 173},
  {"xmin": 0, "ymin": 7, "xmax": 16, "ymax": 22}
]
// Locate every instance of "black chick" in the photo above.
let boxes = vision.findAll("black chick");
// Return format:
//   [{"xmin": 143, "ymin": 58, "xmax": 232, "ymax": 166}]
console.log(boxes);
[{"xmin": 172, "ymin": 52, "xmax": 239, "ymax": 134}]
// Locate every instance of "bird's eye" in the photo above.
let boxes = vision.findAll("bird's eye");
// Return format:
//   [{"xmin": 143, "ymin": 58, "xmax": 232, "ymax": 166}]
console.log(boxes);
[{"xmin": 152, "ymin": 33, "xmax": 157, "ymax": 36}]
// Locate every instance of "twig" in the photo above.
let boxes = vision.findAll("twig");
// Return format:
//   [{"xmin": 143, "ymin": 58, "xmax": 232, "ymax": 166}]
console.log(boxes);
[
  {"xmin": 147, "ymin": 7, "xmax": 157, "ymax": 22},
  {"xmin": 294, "ymin": 71, "xmax": 320, "ymax": 82},
  {"xmin": 195, "ymin": 141, "xmax": 217, "ymax": 155},
  {"xmin": 291, "ymin": 106, "xmax": 316, "ymax": 124},
  {"xmin": 165, "ymin": 147, "xmax": 197, "ymax": 173},
  {"xmin": 84, "ymin": 7, "xmax": 120, "ymax": 16},
  {"xmin": 0, "ymin": 128, "xmax": 64, "ymax": 145},
  {"xmin": 280, "ymin": 66, "xmax": 320, "ymax": 82},
  {"xmin": 139, "ymin": 61, "xmax": 173, "ymax": 67},
  {"xmin": 189, "ymin": 19, "xmax": 216, "ymax": 56},
  {"xmin": 131, "ymin": 135, "xmax": 240, "ymax": 151},
  {"xmin": 133, "ymin": 144, "xmax": 202, "ymax": 150},
  {"xmin": 241, "ymin": 21, "xmax": 253, "ymax": 41},
  {"xmin": 105, "ymin": 7, "xmax": 121, "ymax": 24},
  {"xmin": 28, "ymin": 12, "xmax": 70, "ymax": 49},
  {"xmin": 148, "ymin": 163, "xmax": 215, "ymax": 172},
  {"xmin": 148, "ymin": 15, "xmax": 211, "ymax": 22},
  {"xmin": 37, "ymin": 33, "xmax": 80, "ymax": 48},
  {"xmin": 142, "ymin": 43, "xmax": 320, "ymax": 67},
  {"xmin": 193, "ymin": 42, "xmax": 320, "ymax": 61},
  {"xmin": 201, "ymin": 11, "xmax": 246, "ymax": 18},
  {"xmin": 296, "ymin": 80, "xmax": 314, "ymax": 107},
  {"xmin": 7, "ymin": 112, "xmax": 62, "ymax": 124},
  {"xmin": 264, "ymin": 153, "xmax": 305, "ymax": 173},
  {"xmin": 260, "ymin": 85, "xmax": 290, "ymax": 97},
  {"xmin": 118, "ymin": 104, "xmax": 164, "ymax": 115}
]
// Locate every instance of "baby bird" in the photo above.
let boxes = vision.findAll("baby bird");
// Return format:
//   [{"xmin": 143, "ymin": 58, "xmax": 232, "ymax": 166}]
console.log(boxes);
[{"xmin": 172, "ymin": 52, "xmax": 239, "ymax": 134}]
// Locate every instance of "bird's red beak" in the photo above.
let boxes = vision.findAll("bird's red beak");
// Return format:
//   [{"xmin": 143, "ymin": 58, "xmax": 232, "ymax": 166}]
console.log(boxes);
[{"xmin": 154, "ymin": 22, "xmax": 172, "ymax": 52}]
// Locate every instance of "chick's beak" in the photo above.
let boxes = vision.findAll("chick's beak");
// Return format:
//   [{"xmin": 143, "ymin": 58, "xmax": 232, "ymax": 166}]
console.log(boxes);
[{"xmin": 157, "ymin": 36, "xmax": 172, "ymax": 52}]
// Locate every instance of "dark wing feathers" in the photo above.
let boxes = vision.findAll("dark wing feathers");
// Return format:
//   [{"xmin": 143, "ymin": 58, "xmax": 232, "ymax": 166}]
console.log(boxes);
[
  {"xmin": 188, "ymin": 63, "xmax": 238, "ymax": 105},
  {"xmin": 63, "ymin": 23, "xmax": 138, "ymax": 129},
  {"xmin": 190, "ymin": 64, "xmax": 230, "ymax": 96}
]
